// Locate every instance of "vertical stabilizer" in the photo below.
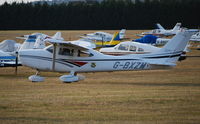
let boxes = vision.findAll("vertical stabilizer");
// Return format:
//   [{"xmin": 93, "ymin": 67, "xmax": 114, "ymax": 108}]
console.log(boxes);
[
  {"xmin": 156, "ymin": 23, "xmax": 165, "ymax": 30},
  {"xmin": 119, "ymin": 29, "xmax": 126, "ymax": 39},
  {"xmin": 108, "ymin": 32, "xmax": 121, "ymax": 46},
  {"xmin": 52, "ymin": 32, "xmax": 64, "ymax": 40},
  {"xmin": 160, "ymin": 29, "xmax": 196, "ymax": 53},
  {"xmin": 172, "ymin": 23, "xmax": 181, "ymax": 32}
]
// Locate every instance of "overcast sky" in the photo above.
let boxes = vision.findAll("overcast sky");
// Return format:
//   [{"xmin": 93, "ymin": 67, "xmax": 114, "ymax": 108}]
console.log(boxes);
[{"xmin": 0, "ymin": 0, "xmax": 38, "ymax": 5}]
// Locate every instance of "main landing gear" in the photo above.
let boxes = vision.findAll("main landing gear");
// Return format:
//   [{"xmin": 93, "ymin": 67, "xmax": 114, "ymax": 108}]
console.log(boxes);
[
  {"xmin": 28, "ymin": 71, "xmax": 85, "ymax": 83},
  {"xmin": 59, "ymin": 71, "xmax": 85, "ymax": 83},
  {"xmin": 28, "ymin": 70, "xmax": 45, "ymax": 82}
]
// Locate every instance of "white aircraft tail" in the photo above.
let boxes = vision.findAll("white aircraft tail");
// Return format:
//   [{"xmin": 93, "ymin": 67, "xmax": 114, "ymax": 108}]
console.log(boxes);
[
  {"xmin": 149, "ymin": 29, "xmax": 197, "ymax": 65},
  {"xmin": 159, "ymin": 29, "xmax": 195, "ymax": 53},
  {"xmin": 172, "ymin": 23, "xmax": 181, "ymax": 32},
  {"xmin": 156, "ymin": 23, "xmax": 165, "ymax": 30},
  {"xmin": 119, "ymin": 29, "xmax": 126, "ymax": 39},
  {"xmin": 19, "ymin": 35, "xmax": 37, "ymax": 50},
  {"xmin": 52, "ymin": 32, "xmax": 64, "ymax": 40}
]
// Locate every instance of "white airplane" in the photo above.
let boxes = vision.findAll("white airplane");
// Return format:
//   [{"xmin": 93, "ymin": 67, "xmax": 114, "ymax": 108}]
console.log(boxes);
[
  {"xmin": 0, "ymin": 32, "xmax": 62, "ymax": 68},
  {"xmin": 99, "ymin": 41, "xmax": 187, "ymax": 61},
  {"xmin": 156, "ymin": 23, "xmax": 165, "ymax": 30},
  {"xmin": 190, "ymin": 32, "xmax": 200, "ymax": 42},
  {"xmin": 142, "ymin": 23, "xmax": 182, "ymax": 36},
  {"xmin": 99, "ymin": 41, "xmax": 160, "ymax": 55},
  {"xmin": 0, "ymin": 40, "xmax": 21, "ymax": 67},
  {"xmin": 19, "ymin": 32, "xmax": 64, "ymax": 50},
  {"xmin": 18, "ymin": 29, "xmax": 197, "ymax": 83},
  {"xmin": 81, "ymin": 29, "xmax": 126, "ymax": 41}
]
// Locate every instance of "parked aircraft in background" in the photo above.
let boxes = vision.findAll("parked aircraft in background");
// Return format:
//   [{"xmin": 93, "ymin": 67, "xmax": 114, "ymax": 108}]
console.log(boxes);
[
  {"xmin": 19, "ymin": 29, "xmax": 197, "ymax": 83},
  {"xmin": 19, "ymin": 32, "xmax": 64, "ymax": 50},
  {"xmin": 190, "ymin": 32, "xmax": 200, "ymax": 41},
  {"xmin": 0, "ymin": 40, "xmax": 21, "ymax": 67},
  {"xmin": 0, "ymin": 32, "xmax": 63, "ymax": 68},
  {"xmin": 133, "ymin": 34, "xmax": 170, "ymax": 45},
  {"xmin": 81, "ymin": 29, "xmax": 126, "ymax": 41},
  {"xmin": 156, "ymin": 23, "xmax": 165, "ymax": 30},
  {"xmin": 99, "ymin": 41, "xmax": 160, "ymax": 55},
  {"xmin": 99, "ymin": 41, "xmax": 187, "ymax": 61},
  {"xmin": 93, "ymin": 32, "xmax": 122, "ymax": 47},
  {"xmin": 142, "ymin": 23, "xmax": 182, "ymax": 36}
]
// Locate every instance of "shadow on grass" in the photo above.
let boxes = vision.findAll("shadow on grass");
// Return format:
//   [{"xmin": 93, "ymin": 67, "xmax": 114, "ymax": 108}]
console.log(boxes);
[
  {"xmin": 132, "ymin": 82, "xmax": 200, "ymax": 87},
  {"xmin": 0, "ymin": 117, "xmax": 64, "ymax": 122},
  {"xmin": 102, "ymin": 81, "xmax": 200, "ymax": 87}
]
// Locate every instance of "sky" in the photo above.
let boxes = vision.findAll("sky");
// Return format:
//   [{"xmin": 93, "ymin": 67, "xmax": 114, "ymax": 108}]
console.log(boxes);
[{"xmin": 0, "ymin": 0, "xmax": 38, "ymax": 5}]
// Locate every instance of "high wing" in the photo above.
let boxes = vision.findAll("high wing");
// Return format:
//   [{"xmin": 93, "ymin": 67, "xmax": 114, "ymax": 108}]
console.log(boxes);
[{"xmin": 44, "ymin": 38, "xmax": 90, "ymax": 51}]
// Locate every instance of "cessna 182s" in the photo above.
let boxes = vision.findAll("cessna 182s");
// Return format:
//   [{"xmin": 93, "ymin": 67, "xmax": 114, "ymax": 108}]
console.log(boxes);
[{"xmin": 19, "ymin": 29, "xmax": 197, "ymax": 83}]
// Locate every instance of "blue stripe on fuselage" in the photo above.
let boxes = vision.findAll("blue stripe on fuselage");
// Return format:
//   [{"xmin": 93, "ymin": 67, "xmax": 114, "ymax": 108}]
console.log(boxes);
[{"xmin": 0, "ymin": 56, "xmax": 16, "ymax": 59}]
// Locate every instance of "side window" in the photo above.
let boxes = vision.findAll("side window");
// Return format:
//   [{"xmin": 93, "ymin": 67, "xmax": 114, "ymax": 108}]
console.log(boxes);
[
  {"xmin": 118, "ymin": 44, "xmax": 128, "ymax": 51},
  {"xmin": 138, "ymin": 48, "xmax": 144, "ymax": 52},
  {"xmin": 78, "ymin": 50, "xmax": 93, "ymax": 57},
  {"xmin": 47, "ymin": 46, "xmax": 53, "ymax": 53},
  {"xmin": 129, "ymin": 45, "xmax": 136, "ymax": 51},
  {"xmin": 59, "ymin": 48, "xmax": 73, "ymax": 56}
]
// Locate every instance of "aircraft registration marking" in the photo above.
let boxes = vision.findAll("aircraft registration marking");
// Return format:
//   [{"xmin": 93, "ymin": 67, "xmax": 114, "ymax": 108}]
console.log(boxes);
[{"xmin": 113, "ymin": 61, "xmax": 149, "ymax": 70}]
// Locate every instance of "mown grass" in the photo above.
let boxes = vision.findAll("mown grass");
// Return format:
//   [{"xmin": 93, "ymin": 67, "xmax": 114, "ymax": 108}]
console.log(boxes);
[{"xmin": 0, "ymin": 30, "xmax": 200, "ymax": 124}]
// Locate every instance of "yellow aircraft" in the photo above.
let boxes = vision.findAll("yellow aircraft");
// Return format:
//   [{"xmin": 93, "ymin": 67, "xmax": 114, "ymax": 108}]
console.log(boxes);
[{"xmin": 95, "ymin": 32, "xmax": 121, "ymax": 48}]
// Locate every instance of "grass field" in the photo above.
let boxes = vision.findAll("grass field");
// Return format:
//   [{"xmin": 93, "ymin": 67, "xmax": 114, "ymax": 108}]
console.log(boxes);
[{"xmin": 0, "ymin": 30, "xmax": 200, "ymax": 124}]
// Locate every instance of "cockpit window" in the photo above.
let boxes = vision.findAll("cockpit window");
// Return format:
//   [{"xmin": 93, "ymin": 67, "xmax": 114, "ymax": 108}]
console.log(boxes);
[
  {"xmin": 78, "ymin": 50, "xmax": 93, "ymax": 57},
  {"xmin": 118, "ymin": 44, "xmax": 128, "ymax": 51},
  {"xmin": 59, "ymin": 48, "xmax": 73, "ymax": 56},
  {"xmin": 129, "ymin": 45, "xmax": 136, "ymax": 51}
]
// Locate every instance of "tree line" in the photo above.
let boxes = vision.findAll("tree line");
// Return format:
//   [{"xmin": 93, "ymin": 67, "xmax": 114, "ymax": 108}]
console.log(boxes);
[{"xmin": 0, "ymin": 0, "xmax": 199, "ymax": 30}]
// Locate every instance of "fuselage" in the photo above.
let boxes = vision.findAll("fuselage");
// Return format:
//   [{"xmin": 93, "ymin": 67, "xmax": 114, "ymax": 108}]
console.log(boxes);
[{"xmin": 19, "ymin": 45, "xmax": 179, "ymax": 73}]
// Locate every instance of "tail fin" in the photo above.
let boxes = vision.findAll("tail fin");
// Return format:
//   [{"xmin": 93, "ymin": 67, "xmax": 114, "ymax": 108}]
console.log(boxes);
[
  {"xmin": 172, "ymin": 23, "xmax": 181, "ymax": 31},
  {"xmin": 156, "ymin": 23, "xmax": 165, "ymax": 30},
  {"xmin": 52, "ymin": 32, "xmax": 64, "ymax": 40},
  {"xmin": 108, "ymin": 32, "xmax": 121, "ymax": 46},
  {"xmin": 149, "ymin": 29, "xmax": 197, "ymax": 65},
  {"xmin": 19, "ymin": 35, "xmax": 37, "ymax": 50},
  {"xmin": 159, "ymin": 29, "xmax": 196, "ymax": 53},
  {"xmin": 119, "ymin": 29, "xmax": 126, "ymax": 39}
]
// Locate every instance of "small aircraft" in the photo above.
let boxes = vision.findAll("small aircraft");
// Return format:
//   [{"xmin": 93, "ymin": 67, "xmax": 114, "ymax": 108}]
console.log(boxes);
[
  {"xmin": 81, "ymin": 29, "xmax": 126, "ymax": 41},
  {"xmin": 18, "ymin": 32, "xmax": 64, "ymax": 50},
  {"xmin": 0, "ymin": 32, "xmax": 63, "ymax": 68},
  {"xmin": 142, "ymin": 23, "xmax": 182, "ymax": 36},
  {"xmin": 99, "ymin": 41, "xmax": 187, "ymax": 61},
  {"xmin": 93, "ymin": 32, "xmax": 122, "ymax": 48},
  {"xmin": 18, "ymin": 29, "xmax": 197, "ymax": 83},
  {"xmin": 133, "ymin": 34, "xmax": 170, "ymax": 45},
  {"xmin": 99, "ymin": 41, "xmax": 160, "ymax": 55},
  {"xmin": 0, "ymin": 40, "xmax": 21, "ymax": 67},
  {"xmin": 190, "ymin": 31, "xmax": 200, "ymax": 42}
]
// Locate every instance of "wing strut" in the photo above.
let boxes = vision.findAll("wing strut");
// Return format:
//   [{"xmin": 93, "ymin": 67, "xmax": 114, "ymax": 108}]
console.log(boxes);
[{"xmin": 52, "ymin": 43, "xmax": 57, "ymax": 71}]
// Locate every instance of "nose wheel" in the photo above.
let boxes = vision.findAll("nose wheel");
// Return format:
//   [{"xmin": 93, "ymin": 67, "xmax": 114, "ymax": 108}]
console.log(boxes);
[{"xmin": 28, "ymin": 70, "xmax": 45, "ymax": 82}]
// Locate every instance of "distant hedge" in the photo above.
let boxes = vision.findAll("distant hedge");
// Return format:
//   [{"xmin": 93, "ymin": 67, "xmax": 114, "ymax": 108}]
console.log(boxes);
[{"xmin": 0, "ymin": 0, "xmax": 199, "ymax": 30}]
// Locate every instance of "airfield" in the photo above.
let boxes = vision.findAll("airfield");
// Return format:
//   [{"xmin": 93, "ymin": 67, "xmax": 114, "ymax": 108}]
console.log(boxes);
[{"xmin": 0, "ymin": 30, "xmax": 200, "ymax": 124}]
